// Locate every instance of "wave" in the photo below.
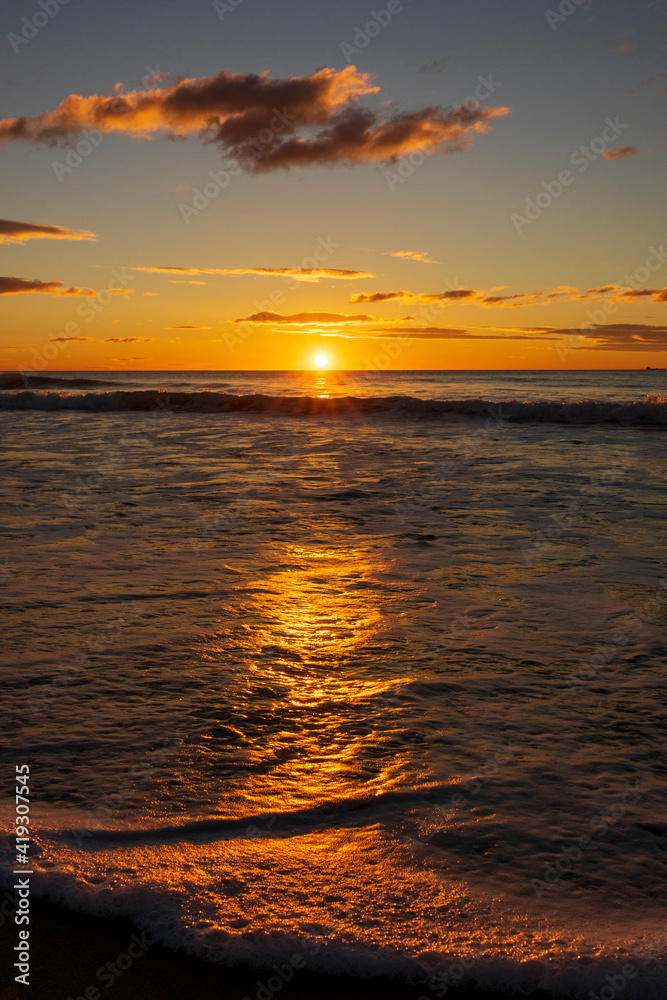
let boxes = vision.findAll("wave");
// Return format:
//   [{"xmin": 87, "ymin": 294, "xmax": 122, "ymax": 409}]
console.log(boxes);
[
  {"xmin": 1, "ymin": 388, "xmax": 667, "ymax": 424},
  {"xmin": 31, "ymin": 784, "xmax": 462, "ymax": 846},
  {"xmin": 3, "ymin": 873, "xmax": 665, "ymax": 999},
  {"xmin": 0, "ymin": 373, "xmax": 125, "ymax": 390}
]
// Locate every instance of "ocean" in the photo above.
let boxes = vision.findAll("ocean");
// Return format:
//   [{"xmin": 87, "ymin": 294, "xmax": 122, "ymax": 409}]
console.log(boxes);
[{"xmin": 1, "ymin": 370, "xmax": 665, "ymax": 998}]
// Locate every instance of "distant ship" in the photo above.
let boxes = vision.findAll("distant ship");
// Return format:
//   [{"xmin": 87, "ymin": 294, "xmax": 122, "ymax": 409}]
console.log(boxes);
[{"xmin": 645, "ymin": 366, "xmax": 666, "ymax": 370}]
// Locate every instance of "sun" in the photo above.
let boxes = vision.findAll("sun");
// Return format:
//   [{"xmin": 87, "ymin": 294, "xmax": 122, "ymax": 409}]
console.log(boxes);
[{"xmin": 313, "ymin": 354, "xmax": 329, "ymax": 368}]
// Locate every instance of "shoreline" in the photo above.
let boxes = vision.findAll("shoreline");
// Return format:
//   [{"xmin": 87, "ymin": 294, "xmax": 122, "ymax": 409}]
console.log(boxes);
[{"xmin": 0, "ymin": 898, "xmax": 561, "ymax": 1000}]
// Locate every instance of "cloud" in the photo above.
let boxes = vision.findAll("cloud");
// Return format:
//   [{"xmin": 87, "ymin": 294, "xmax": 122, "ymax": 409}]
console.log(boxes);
[
  {"xmin": 48, "ymin": 336, "xmax": 93, "ymax": 342},
  {"xmin": 544, "ymin": 285, "xmax": 587, "ymax": 300},
  {"xmin": 119, "ymin": 265, "xmax": 373, "ymax": 282},
  {"xmin": 351, "ymin": 283, "xmax": 667, "ymax": 308},
  {"xmin": 479, "ymin": 292, "xmax": 542, "ymax": 307},
  {"xmin": 344, "ymin": 323, "xmax": 667, "ymax": 349},
  {"xmin": 169, "ymin": 279, "xmax": 207, "ymax": 284},
  {"xmin": 0, "ymin": 66, "xmax": 511, "ymax": 171},
  {"xmin": 543, "ymin": 323, "xmax": 667, "ymax": 351},
  {"xmin": 142, "ymin": 291, "xmax": 158, "ymax": 296},
  {"xmin": 0, "ymin": 218, "xmax": 96, "ymax": 245},
  {"xmin": 333, "ymin": 326, "xmax": 548, "ymax": 340},
  {"xmin": 166, "ymin": 324, "xmax": 210, "ymax": 329},
  {"xmin": 584, "ymin": 285, "xmax": 667, "ymax": 303},
  {"xmin": 609, "ymin": 287, "xmax": 667, "ymax": 303},
  {"xmin": 602, "ymin": 146, "xmax": 639, "ymax": 160},
  {"xmin": 0, "ymin": 276, "xmax": 95, "ymax": 296},
  {"xmin": 387, "ymin": 250, "xmax": 440, "ymax": 264},
  {"xmin": 113, "ymin": 356, "xmax": 146, "ymax": 361},
  {"xmin": 105, "ymin": 337, "xmax": 155, "ymax": 343},
  {"xmin": 350, "ymin": 289, "xmax": 478, "ymax": 304},
  {"xmin": 630, "ymin": 74, "xmax": 667, "ymax": 93},
  {"xmin": 235, "ymin": 310, "xmax": 375, "ymax": 325}
]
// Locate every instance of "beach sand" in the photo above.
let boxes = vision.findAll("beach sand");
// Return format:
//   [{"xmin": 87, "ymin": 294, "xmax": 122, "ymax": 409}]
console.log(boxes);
[{"xmin": 0, "ymin": 899, "xmax": 558, "ymax": 1000}]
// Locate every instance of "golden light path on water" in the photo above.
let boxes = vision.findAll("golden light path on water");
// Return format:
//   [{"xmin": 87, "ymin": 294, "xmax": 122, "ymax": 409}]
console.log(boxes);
[{"xmin": 196, "ymin": 541, "xmax": 422, "ymax": 814}]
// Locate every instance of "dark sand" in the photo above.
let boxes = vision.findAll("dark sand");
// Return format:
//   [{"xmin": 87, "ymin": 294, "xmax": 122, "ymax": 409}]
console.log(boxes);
[{"xmin": 0, "ymin": 898, "xmax": 561, "ymax": 1000}]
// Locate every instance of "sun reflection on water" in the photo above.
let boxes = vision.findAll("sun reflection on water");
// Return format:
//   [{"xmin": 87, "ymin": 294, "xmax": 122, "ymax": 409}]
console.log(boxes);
[{"xmin": 198, "ymin": 543, "xmax": 422, "ymax": 813}]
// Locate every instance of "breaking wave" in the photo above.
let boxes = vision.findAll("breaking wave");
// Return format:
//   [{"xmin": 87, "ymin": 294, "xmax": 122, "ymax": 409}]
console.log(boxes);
[
  {"xmin": 0, "ymin": 388, "xmax": 666, "ymax": 424},
  {"xmin": 0, "ymin": 373, "xmax": 125, "ymax": 390}
]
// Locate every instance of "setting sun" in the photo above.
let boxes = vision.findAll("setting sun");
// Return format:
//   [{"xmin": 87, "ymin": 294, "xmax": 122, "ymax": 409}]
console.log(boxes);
[{"xmin": 314, "ymin": 354, "xmax": 329, "ymax": 368}]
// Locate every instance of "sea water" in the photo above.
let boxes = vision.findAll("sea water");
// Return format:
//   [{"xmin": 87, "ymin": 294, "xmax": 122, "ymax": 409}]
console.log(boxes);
[{"xmin": 1, "ymin": 370, "xmax": 665, "ymax": 997}]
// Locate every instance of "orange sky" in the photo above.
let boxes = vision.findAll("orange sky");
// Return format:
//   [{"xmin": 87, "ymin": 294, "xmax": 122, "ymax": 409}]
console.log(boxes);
[{"xmin": 2, "ymin": 34, "xmax": 666, "ymax": 370}]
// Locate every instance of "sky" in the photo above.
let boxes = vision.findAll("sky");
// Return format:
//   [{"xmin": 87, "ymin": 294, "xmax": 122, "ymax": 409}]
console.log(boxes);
[{"xmin": 0, "ymin": 0, "xmax": 666, "ymax": 371}]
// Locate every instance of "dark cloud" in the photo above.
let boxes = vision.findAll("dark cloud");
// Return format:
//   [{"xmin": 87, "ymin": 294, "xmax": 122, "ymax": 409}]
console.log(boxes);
[
  {"xmin": 350, "ymin": 289, "xmax": 478, "ymax": 304},
  {"xmin": 479, "ymin": 292, "xmax": 542, "ymax": 307},
  {"xmin": 0, "ymin": 66, "xmax": 510, "ymax": 171},
  {"xmin": 0, "ymin": 218, "xmax": 96, "ymax": 244},
  {"xmin": 362, "ymin": 327, "xmax": 549, "ymax": 340},
  {"xmin": 543, "ymin": 323, "xmax": 667, "ymax": 351},
  {"xmin": 48, "ymin": 336, "xmax": 93, "ymax": 342},
  {"xmin": 105, "ymin": 337, "xmax": 155, "ymax": 343},
  {"xmin": 0, "ymin": 276, "xmax": 94, "ymax": 296}
]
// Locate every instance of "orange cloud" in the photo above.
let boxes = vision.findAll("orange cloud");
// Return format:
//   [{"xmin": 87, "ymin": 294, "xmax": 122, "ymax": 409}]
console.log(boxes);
[
  {"xmin": 351, "ymin": 283, "xmax": 667, "ymax": 309},
  {"xmin": 0, "ymin": 219, "xmax": 96, "ymax": 245},
  {"xmin": 338, "ymin": 327, "xmax": 548, "ymax": 340},
  {"xmin": 583, "ymin": 285, "xmax": 667, "ymax": 303},
  {"xmin": 350, "ymin": 289, "xmax": 478, "ymax": 304},
  {"xmin": 119, "ymin": 265, "xmax": 373, "ymax": 282},
  {"xmin": 349, "ymin": 323, "xmax": 667, "ymax": 348},
  {"xmin": 479, "ymin": 292, "xmax": 542, "ymax": 307},
  {"xmin": 541, "ymin": 323, "xmax": 667, "ymax": 351},
  {"xmin": 0, "ymin": 276, "xmax": 95, "ymax": 296},
  {"xmin": 602, "ymin": 146, "xmax": 638, "ymax": 160},
  {"xmin": 387, "ymin": 250, "xmax": 440, "ymax": 264},
  {"xmin": 235, "ymin": 311, "xmax": 375, "ymax": 325},
  {"xmin": 166, "ymin": 324, "xmax": 210, "ymax": 329},
  {"xmin": 612, "ymin": 287, "xmax": 667, "ymax": 302},
  {"xmin": 544, "ymin": 285, "xmax": 587, "ymax": 300},
  {"xmin": 0, "ymin": 66, "xmax": 510, "ymax": 171}
]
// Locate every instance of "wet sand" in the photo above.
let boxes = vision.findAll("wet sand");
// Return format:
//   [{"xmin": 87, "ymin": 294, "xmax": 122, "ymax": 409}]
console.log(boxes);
[{"xmin": 0, "ymin": 899, "xmax": 558, "ymax": 1000}]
